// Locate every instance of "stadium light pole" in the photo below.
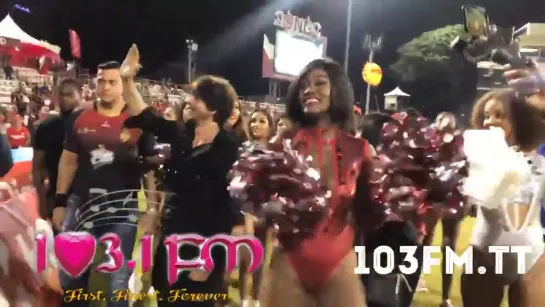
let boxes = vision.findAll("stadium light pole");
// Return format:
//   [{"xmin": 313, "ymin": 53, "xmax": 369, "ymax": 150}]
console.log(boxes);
[
  {"xmin": 186, "ymin": 39, "xmax": 198, "ymax": 83},
  {"xmin": 343, "ymin": 0, "xmax": 353, "ymax": 73},
  {"xmin": 363, "ymin": 35, "xmax": 382, "ymax": 114}
]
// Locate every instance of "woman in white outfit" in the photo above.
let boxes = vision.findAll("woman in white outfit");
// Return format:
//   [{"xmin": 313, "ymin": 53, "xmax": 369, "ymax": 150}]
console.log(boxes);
[{"xmin": 462, "ymin": 88, "xmax": 545, "ymax": 307}]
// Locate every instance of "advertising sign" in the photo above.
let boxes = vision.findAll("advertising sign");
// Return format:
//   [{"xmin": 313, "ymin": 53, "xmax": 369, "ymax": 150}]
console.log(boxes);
[{"xmin": 262, "ymin": 11, "xmax": 328, "ymax": 80}]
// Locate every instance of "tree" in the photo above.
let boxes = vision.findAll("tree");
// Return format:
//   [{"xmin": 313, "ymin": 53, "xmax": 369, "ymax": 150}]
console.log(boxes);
[{"xmin": 389, "ymin": 25, "xmax": 475, "ymax": 115}]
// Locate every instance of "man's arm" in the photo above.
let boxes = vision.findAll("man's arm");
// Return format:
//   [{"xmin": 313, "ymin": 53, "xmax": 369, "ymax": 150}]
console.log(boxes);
[
  {"xmin": 121, "ymin": 45, "xmax": 147, "ymax": 116},
  {"xmin": 31, "ymin": 149, "xmax": 48, "ymax": 218},
  {"xmin": 123, "ymin": 78, "xmax": 148, "ymax": 116},
  {"xmin": 55, "ymin": 111, "xmax": 83, "ymax": 204},
  {"xmin": 0, "ymin": 134, "xmax": 12, "ymax": 177},
  {"xmin": 51, "ymin": 110, "xmax": 82, "ymax": 229},
  {"xmin": 144, "ymin": 170, "xmax": 160, "ymax": 211},
  {"xmin": 138, "ymin": 132, "xmax": 161, "ymax": 211},
  {"xmin": 56, "ymin": 150, "xmax": 78, "ymax": 196},
  {"xmin": 24, "ymin": 127, "xmax": 31, "ymax": 146}
]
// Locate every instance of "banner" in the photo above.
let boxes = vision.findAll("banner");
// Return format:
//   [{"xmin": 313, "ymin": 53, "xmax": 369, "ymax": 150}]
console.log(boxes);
[
  {"xmin": 68, "ymin": 29, "xmax": 81, "ymax": 59},
  {"xmin": 0, "ymin": 36, "xmax": 20, "ymax": 48}
]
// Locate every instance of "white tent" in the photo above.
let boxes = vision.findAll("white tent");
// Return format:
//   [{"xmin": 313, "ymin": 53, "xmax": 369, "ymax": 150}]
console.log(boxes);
[
  {"xmin": 384, "ymin": 87, "xmax": 410, "ymax": 97},
  {"xmin": 383, "ymin": 87, "xmax": 410, "ymax": 111},
  {"xmin": 0, "ymin": 14, "xmax": 60, "ymax": 54}
]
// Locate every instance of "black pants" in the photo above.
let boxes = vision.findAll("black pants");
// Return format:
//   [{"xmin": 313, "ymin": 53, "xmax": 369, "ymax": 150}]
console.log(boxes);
[
  {"xmin": 363, "ymin": 221, "xmax": 423, "ymax": 307},
  {"xmin": 152, "ymin": 235, "xmax": 228, "ymax": 307}
]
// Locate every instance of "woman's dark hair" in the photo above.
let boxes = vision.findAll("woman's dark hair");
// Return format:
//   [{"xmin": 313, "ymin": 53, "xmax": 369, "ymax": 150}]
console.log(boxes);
[
  {"xmin": 230, "ymin": 100, "xmax": 248, "ymax": 141},
  {"xmin": 404, "ymin": 108, "xmax": 422, "ymax": 118},
  {"xmin": 190, "ymin": 75, "xmax": 237, "ymax": 125},
  {"xmin": 471, "ymin": 88, "xmax": 545, "ymax": 151},
  {"xmin": 285, "ymin": 58, "xmax": 355, "ymax": 132},
  {"xmin": 274, "ymin": 115, "xmax": 295, "ymax": 139},
  {"xmin": 360, "ymin": 112, "xmax": 394, "ymax": 147},
  {"xmin": 276, "ymin": 114, "xmax": 287, "ymax": 125},
  {"xmin": 247, "ymin": 109, "xmax": 275, "ymax": 141},
  {"xmin": 176, "ymin": 100, "xmax": 190, "ymax": 124}
]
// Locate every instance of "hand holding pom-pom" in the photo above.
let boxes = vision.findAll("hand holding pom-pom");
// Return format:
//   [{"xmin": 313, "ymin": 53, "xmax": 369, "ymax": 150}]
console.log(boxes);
[
  {"xmin": 463, "ymin": 128, "xmax": 531, "ymax": 210},
  {"xmin": 229, "ymin": 141, "xmax": 330, "ymax": 248},
  {"xmin": 370, "ymin": 112, "xmax": 468, "ymax": 221}
]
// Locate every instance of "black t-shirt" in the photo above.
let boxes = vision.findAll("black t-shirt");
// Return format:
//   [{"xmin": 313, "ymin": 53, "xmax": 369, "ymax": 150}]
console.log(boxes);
[
  {"xmin": 0, "ymin": 133, "xmax": 12, "ymax": 177},
  {"xmin": 65, "ymin": 108, "xmax": 155, "ymax": 198},
  {"xmin": 33, "ymin": 112, "xmax": 72, "ymax": 197}
]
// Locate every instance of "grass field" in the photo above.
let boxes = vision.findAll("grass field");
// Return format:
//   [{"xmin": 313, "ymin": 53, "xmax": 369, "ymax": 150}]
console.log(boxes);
[{"xmin": 88, "ymin": 217, "xmax": 509, "ymax": 307}]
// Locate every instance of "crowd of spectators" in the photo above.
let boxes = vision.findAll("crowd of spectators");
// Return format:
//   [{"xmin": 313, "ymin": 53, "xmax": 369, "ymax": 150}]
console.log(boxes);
[{"xmin": 0, "ymin": 65, "xmax": 292, "ymax": 153}]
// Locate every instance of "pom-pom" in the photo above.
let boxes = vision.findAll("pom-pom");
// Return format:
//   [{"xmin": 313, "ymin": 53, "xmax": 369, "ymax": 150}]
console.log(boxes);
[
  {"xmin": 371, "ymin": 112, "xmax": 467, "ymax": 221},
  {"xmin": 228, "ymin": 141, "xmax": 330, "ymax": 248},
  {"xmin": 463, "ymin": 128, "xmax": 531, "ymax": 210}
]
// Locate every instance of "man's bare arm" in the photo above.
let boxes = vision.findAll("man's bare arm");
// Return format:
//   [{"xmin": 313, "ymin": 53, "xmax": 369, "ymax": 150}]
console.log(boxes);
[
  {"xmin": 123, "ymin": 78, "xmax": 148, "ymax": 116},
  {"xmin": 121, "ymin": 45, "xmax": 147, "ymax": 116},
  {"xmin": 32, "ymin": 150, "xmax": 48, "ymax": 217},
  {"xmin": 144, "ymin": 170, "xmax": 160, "ymax": 211},
  {"xmin": 56, "ymin": 150, "xmax": 78, "ymax": 195}
]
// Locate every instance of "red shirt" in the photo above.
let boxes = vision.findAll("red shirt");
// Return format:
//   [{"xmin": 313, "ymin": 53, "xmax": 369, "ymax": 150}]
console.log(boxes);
[{"xmin": 6, "ymin": 126, "xmax": 30, "ymax": 148}]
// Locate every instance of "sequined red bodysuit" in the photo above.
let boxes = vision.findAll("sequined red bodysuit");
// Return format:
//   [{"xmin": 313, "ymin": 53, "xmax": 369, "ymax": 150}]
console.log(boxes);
[{"xmin": 285, "ymin": 128, "xmax": 370, "ymax": 292}]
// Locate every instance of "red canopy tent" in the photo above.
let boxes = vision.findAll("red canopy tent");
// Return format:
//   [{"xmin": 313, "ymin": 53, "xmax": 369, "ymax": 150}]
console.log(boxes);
[{"xmin": 0, "ymin": 14, "xmax": 62, "ymax": 73}]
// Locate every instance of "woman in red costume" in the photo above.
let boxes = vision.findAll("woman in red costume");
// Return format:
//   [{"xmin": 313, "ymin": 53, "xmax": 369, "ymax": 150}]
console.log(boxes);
[{"xmin": 259, "ymin": 58, "xmax": 373, "ymax": 307}]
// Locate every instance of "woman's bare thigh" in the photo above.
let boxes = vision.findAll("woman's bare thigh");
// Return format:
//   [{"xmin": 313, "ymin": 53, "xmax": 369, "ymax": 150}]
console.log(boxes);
[
  {"xmin": 517, "ymin": 251, "xmax": 545, "ymax": 307},
  {"xmin": 317, "ymin": 251, "xmax": 366, "ymax": 307},
  {"xmin": 261, "ymin": 251, "xmax": 315, "ymax": 307}
]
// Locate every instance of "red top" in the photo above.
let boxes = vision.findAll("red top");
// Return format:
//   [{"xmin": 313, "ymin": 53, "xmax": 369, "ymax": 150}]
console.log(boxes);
[
  {"xmin": 286, "ymin": 128, "xmax": 369, "ymax": 292},
  {"xmin": 6, "ymin": 126, "xmax": 30, "ymax": 149}
]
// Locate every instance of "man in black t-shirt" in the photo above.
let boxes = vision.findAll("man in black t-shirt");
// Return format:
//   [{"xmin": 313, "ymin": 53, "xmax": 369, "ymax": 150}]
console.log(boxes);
[
  {"xmin": 53, "ymin": 62, "xmax": 154, "ymax": 307},
  {"xmin": 32, "ymin": 78, "xmax": 81, "ymax": 219},
  {"xmin": 0, "ymin": 133, "xmax": 12, "ymax": 177}
]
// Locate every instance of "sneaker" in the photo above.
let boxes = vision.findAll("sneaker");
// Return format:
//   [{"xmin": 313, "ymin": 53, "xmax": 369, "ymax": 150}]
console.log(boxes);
[
  {"xmin": 440, "ymin": 299, "xmax": 454, "ymax": 307},
  {"xmin": 416, "ymin": 278, "xmax": 428, "ymax": 292}
]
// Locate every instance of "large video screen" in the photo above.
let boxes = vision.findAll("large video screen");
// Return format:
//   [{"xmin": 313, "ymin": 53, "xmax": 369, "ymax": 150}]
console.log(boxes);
[
  {"xmin": 262, "ymin": 28, "xmax": 327, "ymax": 81},
  {"xmin": 273, "ymin": 30, "xmax": 325, "ymax": 77}
]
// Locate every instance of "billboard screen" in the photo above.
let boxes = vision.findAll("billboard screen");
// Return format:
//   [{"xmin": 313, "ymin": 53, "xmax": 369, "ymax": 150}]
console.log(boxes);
[
  {"xmin": 262, "ymin": 12, "xmax": 327, "ymax": 81},
  {"xmin": 273, "ymin": 30, "xmax": 325, "ymax": 77}
]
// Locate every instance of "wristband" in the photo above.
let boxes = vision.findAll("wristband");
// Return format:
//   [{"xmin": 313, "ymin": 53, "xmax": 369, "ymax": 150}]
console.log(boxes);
[{"xmin": 55, "ymin": 194, "xmax": 68, "ymax": 208}]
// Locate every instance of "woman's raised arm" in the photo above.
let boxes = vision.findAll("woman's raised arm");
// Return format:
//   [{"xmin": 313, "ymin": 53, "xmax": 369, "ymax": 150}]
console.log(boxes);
[{"xmin": 121, "ymin": 44, "xmax": 180, "ymax": 145}]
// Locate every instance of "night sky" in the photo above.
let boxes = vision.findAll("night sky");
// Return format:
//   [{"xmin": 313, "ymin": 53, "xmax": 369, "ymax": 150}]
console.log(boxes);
[{"xmin": 1, "ymin": 0, "xmax": 544, "ymax": 106}]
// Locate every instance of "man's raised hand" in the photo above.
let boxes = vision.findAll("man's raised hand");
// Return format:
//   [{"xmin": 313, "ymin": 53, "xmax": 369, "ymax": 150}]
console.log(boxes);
[{"xmin": 120, "ymin": 44, "xmax": 142, "ymax": 79}]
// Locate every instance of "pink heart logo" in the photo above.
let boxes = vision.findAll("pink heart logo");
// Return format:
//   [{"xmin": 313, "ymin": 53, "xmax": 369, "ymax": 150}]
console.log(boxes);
[{"xmin": 54, "ymin": 232, "xmax": 96, "ymax": 277}]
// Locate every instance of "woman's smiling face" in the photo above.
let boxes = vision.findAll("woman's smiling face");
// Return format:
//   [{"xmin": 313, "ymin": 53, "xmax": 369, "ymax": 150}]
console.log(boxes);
[
  {"xmin": 482, "ymin": 98, "xmax": 513, "ymax": 144},
  {"xmin": 298, "ymin": 68, "xmax": 331, "ymax": 115},
  {"xmin": 250, "ymin": 111, "xmax": 271, "ymax": 140}
]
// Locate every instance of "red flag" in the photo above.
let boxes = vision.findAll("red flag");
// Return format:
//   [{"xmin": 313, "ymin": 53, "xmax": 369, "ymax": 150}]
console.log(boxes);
[{"xmin": 68, "ymin": 29, "xmax": 81, "ymax": 59}]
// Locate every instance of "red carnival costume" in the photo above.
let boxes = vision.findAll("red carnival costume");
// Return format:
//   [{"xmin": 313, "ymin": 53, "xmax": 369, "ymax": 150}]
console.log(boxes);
[
  {"xmin": 285, "ymin": 128, "xmax": 371, "ymax": 291},
  {"xmin": 0, "ymin": 190, "xmax": 62, "ymax": 306},
  {"xmin": 230, "ymin": 127, "xmax": 377, "ymax": 298}
]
